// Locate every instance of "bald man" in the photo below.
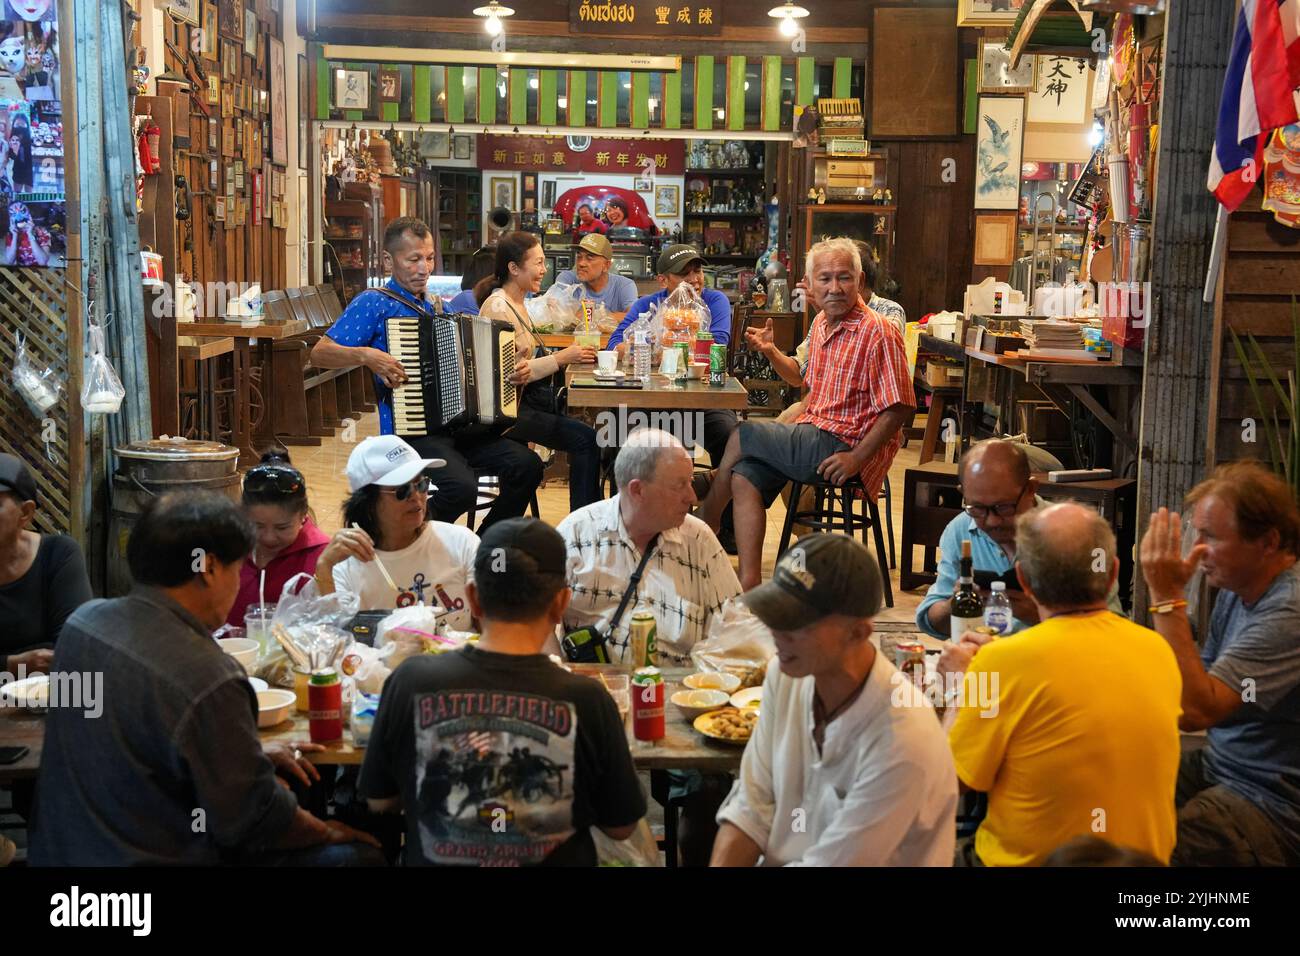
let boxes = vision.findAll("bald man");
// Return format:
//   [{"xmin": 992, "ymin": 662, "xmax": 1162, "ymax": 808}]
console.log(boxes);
[
  {"xmin": 937, "ymin": 503, "xmax": 1182, "ymax": 866},
  {"xmin": 916, "ymin": 440, "xmax": 1122, "ymax": 639}
]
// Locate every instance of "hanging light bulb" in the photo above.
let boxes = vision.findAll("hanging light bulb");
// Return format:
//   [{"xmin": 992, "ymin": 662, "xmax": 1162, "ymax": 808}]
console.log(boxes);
[
  {"xmin": 485, "ymin": 13, "xmax": 502, "ymax": 35},
  {"xmin": 474, "ymin": 3, "xmax": 514, "ymax": 35},
  {"xmin": 779, "ymin": 14, "xmax": 798, "ymax": 36},
  {"xmin": 768, "ymin": 4, "xmax": 809, "ymax": 38}
]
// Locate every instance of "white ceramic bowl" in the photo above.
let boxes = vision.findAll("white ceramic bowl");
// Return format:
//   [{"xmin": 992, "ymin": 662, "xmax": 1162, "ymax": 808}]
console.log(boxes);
[
  {"xmin": 247, "ymin": 677, "xmax": 269, "ymax": 694},
  {"xmin": 0, "ymin": 674, "xmax": 50, "ymax": 711},
  {"xmin": 670, "ymin": 688, "xmax": 731, "ymax": 721},
  {"xmin": 218, "ymin": 637, "xmax": 260, "ymax": 674},
  {"xmin": 730, "ymin": 686, "xmax": 763, "ymax": 710},
  {"xmin": 256, "ymin": 688, "xmax": 296, "ymax": 728},
  {"xmin": 683, "ymin": 671, "xmax": 741, "ymax": 693}
]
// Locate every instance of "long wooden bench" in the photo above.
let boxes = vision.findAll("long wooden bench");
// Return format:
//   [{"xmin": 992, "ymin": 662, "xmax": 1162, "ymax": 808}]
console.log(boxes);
[{"xmin": 263, "ymin": 284, "xmax": 376, "ymax": 445}]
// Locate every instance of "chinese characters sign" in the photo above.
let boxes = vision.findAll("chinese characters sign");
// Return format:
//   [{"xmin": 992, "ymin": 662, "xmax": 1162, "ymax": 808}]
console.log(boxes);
[
  {"xmin": 1027, "ymin": 56, "xmax": 1093, "ymax": 126},
  {"xmin": 478, "ymin": 134, "xmax": 686, "ymax": 175},
  {"xmin": 570, "ymin": 0, "xmax": 722, "ymax": 36}
]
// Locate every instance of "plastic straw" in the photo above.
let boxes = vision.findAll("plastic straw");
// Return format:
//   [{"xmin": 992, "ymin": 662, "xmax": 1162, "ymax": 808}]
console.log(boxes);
[
  {"xmin": 351, "ymin": 522, "xmax": 399, "ymax": 593},
  {"xmin": 258, "ymin": 569, "xmax": 266, "ymax": 619}
]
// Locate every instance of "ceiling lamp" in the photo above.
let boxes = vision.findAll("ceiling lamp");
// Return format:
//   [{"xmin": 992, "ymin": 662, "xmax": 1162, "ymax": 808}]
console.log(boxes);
[
  {"xmin": 768, "ymin": 3, "xmax": 809, "ymax": 37},
  {"xmin": 474, "ymin": 2, "xmax": 514, "ymax": 36}
]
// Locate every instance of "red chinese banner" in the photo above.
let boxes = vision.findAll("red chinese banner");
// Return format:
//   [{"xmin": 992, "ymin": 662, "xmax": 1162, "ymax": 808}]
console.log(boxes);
[{"xmin": 477, "ymin": 134, "xmax": 686, "ymax": 175}]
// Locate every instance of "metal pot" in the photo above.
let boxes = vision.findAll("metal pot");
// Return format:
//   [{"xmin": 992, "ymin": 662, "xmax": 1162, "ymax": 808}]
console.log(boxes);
[{"xmin": 108, "ymin": 438, "xmax": 242, "ymax": 596}]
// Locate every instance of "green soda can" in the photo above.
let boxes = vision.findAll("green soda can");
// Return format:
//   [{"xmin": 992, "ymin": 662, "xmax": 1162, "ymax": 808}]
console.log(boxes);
[
  {"xmin": 709, "ymin": 343, "xmax": 726, "ymax": 387},
  {"xmin": 675, "ymin": 342, "xmax": 691, "ymax": 382}
]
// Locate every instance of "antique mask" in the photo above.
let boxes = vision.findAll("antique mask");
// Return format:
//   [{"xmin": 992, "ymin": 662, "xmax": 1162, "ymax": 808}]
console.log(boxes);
[{"xmin": 0, "ymin": 38, "xmax": 24, "ymax": 75}]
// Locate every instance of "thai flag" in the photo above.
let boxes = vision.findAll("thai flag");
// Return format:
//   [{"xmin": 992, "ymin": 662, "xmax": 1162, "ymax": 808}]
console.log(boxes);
[{"xmin": 1207, "ymin": 0, "xmax": 1300, "ymax": 211}]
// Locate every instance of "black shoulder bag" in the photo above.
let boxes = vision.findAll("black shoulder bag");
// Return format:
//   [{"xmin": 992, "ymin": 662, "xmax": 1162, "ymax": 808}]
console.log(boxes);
[
  {"xmin": 561, "ymin": 535, "xmax": 659, "ymax": 664},
  {"xmin": 501, "ymin": 297, "xmax": 567, "ymax": 416}
]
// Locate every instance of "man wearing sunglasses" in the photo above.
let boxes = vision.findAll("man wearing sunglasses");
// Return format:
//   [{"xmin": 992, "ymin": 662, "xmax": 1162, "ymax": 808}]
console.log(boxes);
[{"xmin": 915, "ymin": 440, "xmax": 1122, "ymax": 639}]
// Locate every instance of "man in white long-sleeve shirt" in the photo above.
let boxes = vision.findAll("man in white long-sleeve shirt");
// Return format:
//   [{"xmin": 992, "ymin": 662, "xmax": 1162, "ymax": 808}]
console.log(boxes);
[{"xmin": 711, "ymin": 534, "xmax": 957, "ymax": 867}]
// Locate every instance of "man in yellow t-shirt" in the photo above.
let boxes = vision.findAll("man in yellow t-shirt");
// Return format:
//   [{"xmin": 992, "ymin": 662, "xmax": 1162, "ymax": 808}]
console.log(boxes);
[{"xmin": 939, "ymin": 502, "xmax": 1182, "ymax": 866}]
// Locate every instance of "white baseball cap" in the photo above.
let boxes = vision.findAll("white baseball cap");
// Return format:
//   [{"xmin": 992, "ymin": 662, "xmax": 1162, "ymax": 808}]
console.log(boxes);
[{"xmin": 345, "ymin": 436, "xmax": 445, "ymax": 493}]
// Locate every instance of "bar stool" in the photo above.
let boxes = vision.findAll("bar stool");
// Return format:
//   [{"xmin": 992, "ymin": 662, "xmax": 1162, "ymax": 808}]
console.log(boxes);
[
  {"xmin": 776, "ymin": 475, "xmax": 894, "ymax": 608},
  {"xmin": 463, "ymin": 472, "xmax": 542, "ymax": 533}
]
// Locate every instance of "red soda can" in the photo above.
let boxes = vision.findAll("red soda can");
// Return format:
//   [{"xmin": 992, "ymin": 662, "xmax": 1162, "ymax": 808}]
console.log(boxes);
[
  {"xmin": 308, "ymin": 667, "xmax": 343, "ymax": 742},
  {"xmin": 631, "ymin": 666, "xmax": 665, "ymax": 741}
]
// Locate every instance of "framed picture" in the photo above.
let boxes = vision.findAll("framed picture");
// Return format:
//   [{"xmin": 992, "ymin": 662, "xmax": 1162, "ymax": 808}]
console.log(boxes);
[
  {"xmin": 488, "ymin": 175, "xmax": 516, "ymax": 211},
  {"xmin": 957, "ymin": 0, "xmax": 1027, "ymax": 27},
  {"xmin": 973, "ymin": 212, "xmax": 1019, "ymax": 265},
  {"xmin": 270, "ymin": 37, "xmax": 287, "ymax": 166},
  {"xmin": 200, "ymin": 2, "xmax": 218, "ymax": 58},
  {"xmin": 298, "ymin": 53, "xmax": 308, "ymax": 171},
  {"xmin": 453, "ymin": 134, "xmax": 471, "ymax": 160},
  {"xmin": 244, "ymin": 10, "xmax": 258, "ymax": 57},
  {"xmin": 221, "ymin": 85, "xmax": 232, "ymax": 117},
  {"xmin": 214, "ymin": 196, "xmax": 226, "ymax": 221},
  {"xmin": 207, "ymin": 74, "xmax": 220, "ymax": 105},
  {"xmin": 654, "ymin": 184, "xmax": 680, "ymax": 218},
  {"xmin": 219, "ymin": 0, "xmax": 242, "ymax": 40},
  {"xmin": 256, "ymin": 33, "xmax": 266, "ymax": 73},
  {"xmin": 222, "ymin": 41, "xmax": 240, "ymax": 79},
  {"xmin": 209, "ymin": 157, "xmax": 219, "ymax": 189},
  {"xmin": 523, "ymin": 174, "xmax": 536, "ymax": 191},
  {"xmin": 1027, "ymin": 56, "xmax": 1094, "ymax": 126},
  {"xmin": 167, "ymin": 0, "xmax": 200, "ymax": 25},
  {"xmin": 633, "ymin": 178, "xmax": 653, "ymax": 191},
  {"xmin": 542, "ymin": 180, "xmax": 556, "ymax": 209},
  {"xmin": 208, "ymin": 117, "xmax": 218, "ymax": 151},
  {"xmin": 378, "ymin": 68, "xmax": 401, "ymax": 106},
  {"xmin": 423, "ymin": 131, "xmax": 450, "ymax": 159},
  {"xmin": 975, "ymin": 96, "xmax": 1025, "ymax": 210},
  {"xmin": 335, "ymin": 69, "xmax": 369, "ymax": 111},
  {"xmin": 978, "ymin": 38, "xmax": 1036, "ymax": 94}
]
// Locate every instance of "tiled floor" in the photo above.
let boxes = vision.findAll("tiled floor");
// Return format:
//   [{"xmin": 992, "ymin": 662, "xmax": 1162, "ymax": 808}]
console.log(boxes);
[{"xmin": 282, "ymin": 412, "xmax": 933, "ymax": 624}]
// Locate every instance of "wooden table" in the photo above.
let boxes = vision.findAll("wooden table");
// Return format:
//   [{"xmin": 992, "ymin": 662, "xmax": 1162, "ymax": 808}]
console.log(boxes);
[
  {"xmin": 177, "ymin": 336, "xmax": 235, "ymax": 443},
  {"xmin": 183, "ymin": 317, "xmax": 310, "ymax": 463},
  {"xmin": 261, "ymin": 668, "xmax": 747, "ymax": 774},
  {"xmin": 564, "ymin": 369, "xmax": 750, "ymax": 410},
  {"xmin": 537, "ymin": 332, "xmax": 612, "ymax": 350},
  {"xmin": 0, "ymin": 710, "xmax": 44, "ymax": 783}
]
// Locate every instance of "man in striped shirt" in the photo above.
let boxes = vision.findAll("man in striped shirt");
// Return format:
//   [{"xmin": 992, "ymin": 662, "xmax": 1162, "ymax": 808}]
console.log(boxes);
[{"xmin": 697, "ymin": 238, "xmax": 915, "ymax": 589}]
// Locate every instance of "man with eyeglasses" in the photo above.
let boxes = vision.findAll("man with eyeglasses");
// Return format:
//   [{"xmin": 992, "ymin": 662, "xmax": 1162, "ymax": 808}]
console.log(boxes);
[{"xmin": 915, "ymin": 440, "xmax": 1122, "ymax": 639}]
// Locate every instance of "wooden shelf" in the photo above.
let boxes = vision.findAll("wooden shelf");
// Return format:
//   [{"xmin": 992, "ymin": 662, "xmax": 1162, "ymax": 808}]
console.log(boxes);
[
  {"xmin": 686, "ymin": 168, "xmax": 766, "ymax": 176},
  {"xmin": 684, "ymin": 211, "xmax": 765, "ymax": 219}
]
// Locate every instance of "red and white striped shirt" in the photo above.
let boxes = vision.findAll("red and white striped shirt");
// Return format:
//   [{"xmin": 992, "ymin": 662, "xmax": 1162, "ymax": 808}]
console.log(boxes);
[{"xmin": 796, "ymin": 301, "xmax": 915, "ymax": 496}]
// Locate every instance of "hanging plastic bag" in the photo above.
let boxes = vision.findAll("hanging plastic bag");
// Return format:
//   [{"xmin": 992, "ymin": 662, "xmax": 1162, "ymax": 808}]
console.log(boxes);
[
  {"xmin": 11, "ymin": 331, "xmax": 62, "ymax": 418},
  {"xmin": 659, "ymin": 281, "xmax": 710, "ymax": 351},
  {"xmin": 81, "ymin": 323, "xmax": 126, "ymax": 415},
  {"xmin": 690, "ymin": 599, "xmax": 775, "ymax": 689},
  {"xmin": 525, "ymin": 281, "xmax": 583, "ymax": 333},
  {"xmin": 591, "ymin": 818, "xmax": 663, "ymax": 867}
]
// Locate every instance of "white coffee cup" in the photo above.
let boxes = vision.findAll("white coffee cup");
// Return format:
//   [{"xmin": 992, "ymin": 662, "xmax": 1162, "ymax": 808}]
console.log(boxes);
[{"xmin": 596, "ymin": 350, "xmax": 618, "ymax": 374}]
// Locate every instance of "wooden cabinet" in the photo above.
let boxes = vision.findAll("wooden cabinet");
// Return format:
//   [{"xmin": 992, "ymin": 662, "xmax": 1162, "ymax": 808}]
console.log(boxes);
[
  {"xmin": 380, "ymin": 175, "xmax": 418, "ymax": 232},
  {"xmin": 433, "ymin": 169, "xmax": 482, "ymax": 278},
  {"xmin": 325, "ymin": 186, "xmax": 382, "ymax": 304}
]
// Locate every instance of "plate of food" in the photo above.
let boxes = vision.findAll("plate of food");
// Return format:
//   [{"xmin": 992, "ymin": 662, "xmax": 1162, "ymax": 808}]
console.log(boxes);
[
  {"xmin": 693, "ymin": 706, "xmax": 758, "ymax": 745},
  {"xmin": 730, "ymin": 686, "xmax": 762, "ymax": 710}
]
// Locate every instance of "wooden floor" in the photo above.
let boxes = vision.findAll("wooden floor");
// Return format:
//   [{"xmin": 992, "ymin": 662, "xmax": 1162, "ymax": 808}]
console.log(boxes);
[{"xmin": 285, "ymin": 414, "xmax": 933, "ymax": 624}]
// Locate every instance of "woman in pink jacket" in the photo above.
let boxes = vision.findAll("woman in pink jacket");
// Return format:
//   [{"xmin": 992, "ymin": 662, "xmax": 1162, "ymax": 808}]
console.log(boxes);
[{"xmin": 225, "ymin": 451, "xmax": 331, "ymax": 627}]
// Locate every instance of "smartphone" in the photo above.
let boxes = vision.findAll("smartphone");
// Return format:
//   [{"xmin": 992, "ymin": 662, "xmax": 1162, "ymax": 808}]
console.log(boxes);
[
  {"xmin": 571, "ymin": 378, "xmax": 643, "ymax": 389},
  {"xmin": 974, "ymin": 568, "xmax": 1022, "ymax": 591},
  {"xmin": 0, "ymin": 746, "xmax": 30, "ymax": 765}
]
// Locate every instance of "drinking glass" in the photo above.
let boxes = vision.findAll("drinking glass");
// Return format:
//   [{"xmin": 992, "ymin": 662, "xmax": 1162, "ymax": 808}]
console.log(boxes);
[{"xmin": 601, "ymin": 673, "xmax": 632, "ymax": 731}]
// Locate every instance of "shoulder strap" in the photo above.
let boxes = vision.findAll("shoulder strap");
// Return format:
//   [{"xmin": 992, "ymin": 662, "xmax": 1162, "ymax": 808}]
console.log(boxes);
[
  {"xmin": 366, "ymin": 286, "xmax": 435, "ymax": 319},
  {"xmin": 608, "ymin": 533, "xmax": 660, "ymax": 636},
  {"xmin": 497, "ymin": 295, "xmax": 550, "ymax": 354}
]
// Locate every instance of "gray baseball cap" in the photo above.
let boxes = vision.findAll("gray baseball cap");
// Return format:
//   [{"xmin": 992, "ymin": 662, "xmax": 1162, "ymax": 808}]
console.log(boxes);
[{"xmin": 743, "ymin": 533, "xmax": 883, "ymax": 631}]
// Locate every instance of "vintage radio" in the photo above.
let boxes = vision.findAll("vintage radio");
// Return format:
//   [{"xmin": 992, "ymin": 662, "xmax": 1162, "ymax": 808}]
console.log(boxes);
[
  {"xmin": 813, "ymin": 154, "xmax": 885, "ymax": 201},
  {"xmin": 827, "ymin": 138, "xmax": 872, "ymax": 157},
  {"xmin": 817, "ymin": 97, "xmax": 865, "ymax": 138}
]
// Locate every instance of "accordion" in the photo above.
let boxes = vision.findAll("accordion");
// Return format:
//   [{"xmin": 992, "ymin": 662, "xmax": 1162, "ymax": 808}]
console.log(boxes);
[{"xmin": 387, "ymin": 313, "xmax": 519, "ymax": 436}]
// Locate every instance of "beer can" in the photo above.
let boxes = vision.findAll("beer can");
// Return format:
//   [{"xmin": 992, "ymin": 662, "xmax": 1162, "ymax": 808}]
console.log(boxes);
[
  {"xmin": 709, "ymin": 343, "xmax": 727, "ymax": 387},
  {"xmin": 893, "ymin": 640, "xmax": 927, "ymax": 690},
  {"xmin": 631, "ymin": 666, "xmax": 665, "ymax": 741},
  {"xmin": 628, "ymin": 610, "xmax": 658, "ymax": 669},
  {"xmin": 308, "ymin": 667, "xmax": 343, "ymax": 742},
  {"xmin": 675, "ymin": 342, "xmax": 691, "ymax": 382},
  {"xmin": 694, "ymin": 330, "xmax": 714, "ymax": 363}
]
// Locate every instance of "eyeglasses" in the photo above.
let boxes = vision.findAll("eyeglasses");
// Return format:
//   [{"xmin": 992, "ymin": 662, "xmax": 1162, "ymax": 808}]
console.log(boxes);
[
  {"xmin": 243, "ymin": 465, "xmax": 305, "ymax": 497},
  {"xmin": 962, "ymin": 480, "xmax": 1030, "ymax": 520},
  {"xmin": 380, "ymin": 476, "xmax": 432, "ymax": 501}
]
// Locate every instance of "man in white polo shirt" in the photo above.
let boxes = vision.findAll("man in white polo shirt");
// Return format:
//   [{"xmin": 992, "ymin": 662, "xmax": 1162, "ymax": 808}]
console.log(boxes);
[{"xmin": 712, "ymin": 534, "xmax": 957, "ymax": 867}]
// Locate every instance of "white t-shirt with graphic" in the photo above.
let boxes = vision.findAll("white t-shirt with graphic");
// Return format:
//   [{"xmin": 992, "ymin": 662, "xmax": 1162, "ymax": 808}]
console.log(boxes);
[{"xmin": 332, "ymin": 521, "xmax": 480, "ymax": 630}]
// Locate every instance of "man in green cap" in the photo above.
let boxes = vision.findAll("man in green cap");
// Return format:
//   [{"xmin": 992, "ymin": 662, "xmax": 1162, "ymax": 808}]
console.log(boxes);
[{"xmin": 555, "ymin": 233, "xmax": 638, "ymax": 321}]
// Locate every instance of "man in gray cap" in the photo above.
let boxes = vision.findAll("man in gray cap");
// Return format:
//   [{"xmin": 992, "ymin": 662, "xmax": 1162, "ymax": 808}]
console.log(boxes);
[
  {"xmin": 711, "ymin": 533, "xmax": 957, "ymax": 867},
  {"xmin": 555, "ymin": 233, "xmax": 638, "ymax": 320}
]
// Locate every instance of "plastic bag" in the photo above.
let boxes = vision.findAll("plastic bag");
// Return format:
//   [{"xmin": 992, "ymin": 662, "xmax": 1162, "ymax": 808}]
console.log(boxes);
[
  {"xmin": 659, "ymin": 282, "xmax": 710, "ymax": 351},
  {"xmin": 11, "ymin": 331, "xmax": 62, "ymax": 418},
  {"xmin": 81, "ymin": 323, "xmax": 126, "ymax": 414},
  {"xmin": 374, "ymin": 604, "xmax": 465, "ymax": 667},
  {"xmin": 525, "ymin": 281, "xmax": 583, "ymax": 333},
  {"xmin": 690, "ymin": 599, "xmax": 775, "ymax": 688},
  {"xmin": 266, "ymin": 573, "xmax": 358, "ymax": 671},
  {"xmin": 591, "ymin": 818, "xmax": 662, "ymax": 867}
]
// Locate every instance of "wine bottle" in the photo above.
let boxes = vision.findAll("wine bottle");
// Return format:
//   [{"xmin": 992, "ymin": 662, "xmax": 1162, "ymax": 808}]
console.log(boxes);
[{"xmin": 951, "ymin": 539, "xmax": 983, "ymax": 642}]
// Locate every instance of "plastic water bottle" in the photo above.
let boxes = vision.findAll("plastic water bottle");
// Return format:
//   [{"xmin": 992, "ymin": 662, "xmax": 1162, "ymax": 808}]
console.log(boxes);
[
  {"xmin": 983, "ymin": 581, "xmax": 1012, "ymax": 635},
  {"xmin": 633, "ymin": 326, "xmax": 652, "ymax": 383}
]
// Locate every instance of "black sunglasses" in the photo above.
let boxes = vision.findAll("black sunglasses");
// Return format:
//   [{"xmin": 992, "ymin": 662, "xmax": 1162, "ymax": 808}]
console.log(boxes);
[
  {"xmin": 380, "ymin": 476, "xmax": 432, "ymax": 501},
  {"xmin": 244, "ymin": 464, "xmax": 305, "ymax": 497},
  {"xmin": 962, "ymin": 479, "xmax": 1030, "ymax": 520}
]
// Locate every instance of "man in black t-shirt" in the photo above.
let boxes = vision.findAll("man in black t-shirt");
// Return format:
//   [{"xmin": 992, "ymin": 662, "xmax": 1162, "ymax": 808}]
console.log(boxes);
[{"xmin": 359, "ymin": 518, "xmax": 646, "ymax": 866}]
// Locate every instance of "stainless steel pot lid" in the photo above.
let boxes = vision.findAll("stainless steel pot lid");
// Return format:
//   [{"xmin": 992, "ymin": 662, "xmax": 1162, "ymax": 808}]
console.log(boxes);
[{"xmin": 114, "ymin": 437, "xmax": 240, "ymax": 461}]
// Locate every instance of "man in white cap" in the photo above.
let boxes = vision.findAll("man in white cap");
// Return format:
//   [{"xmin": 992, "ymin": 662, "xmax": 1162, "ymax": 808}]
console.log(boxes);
[
  {"xmin": 315, "ymin": 436, "xmax": 481, "ymax": 630},
  {"xmin": 712, "ymin": 533, "xmax": 957, "ymax": 867},
  {"xmin": 555, "ymin": 233, "xmax": 638, "ymax": 321}
]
